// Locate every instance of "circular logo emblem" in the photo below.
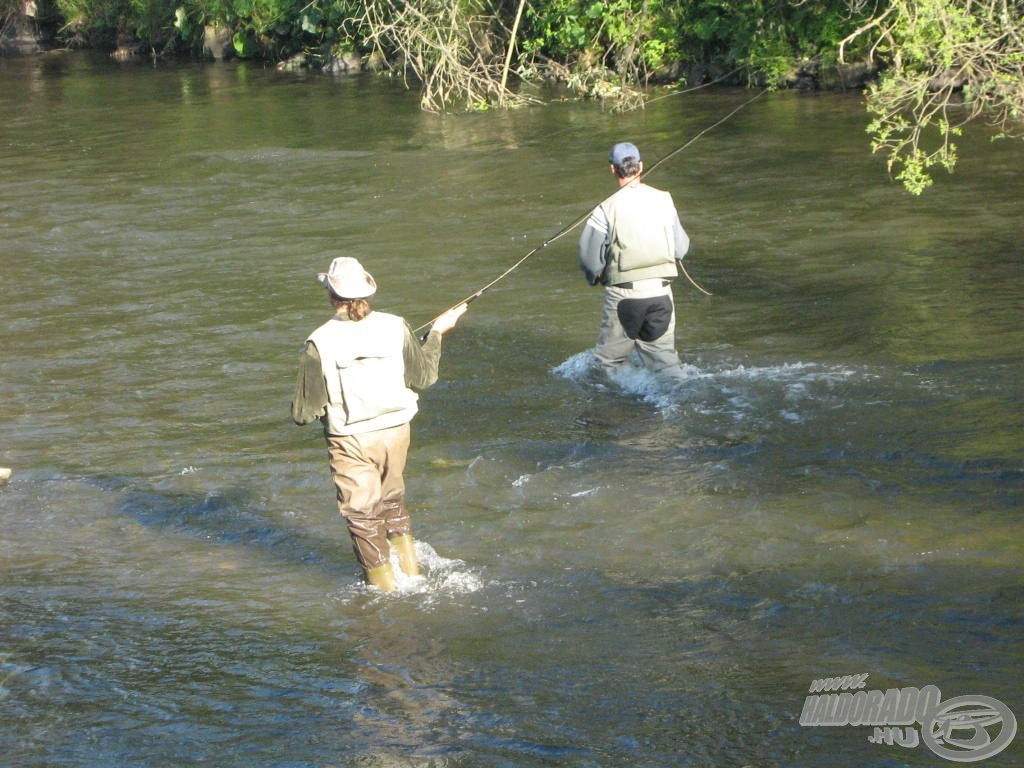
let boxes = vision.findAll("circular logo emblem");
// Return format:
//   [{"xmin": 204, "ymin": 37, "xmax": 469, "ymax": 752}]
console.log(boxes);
[{"xmin": 922, "ymin": 695, "xmax": 1018, "ymax": 762}]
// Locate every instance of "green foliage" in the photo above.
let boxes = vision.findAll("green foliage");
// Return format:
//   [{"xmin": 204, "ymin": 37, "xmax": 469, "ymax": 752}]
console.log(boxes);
[
  {"xmin": 847, "ymin": 0, "xmax": 1024, "ymax": 193},
  {"xmin": 518, "ymin": 0, "xmax": 876, "ymax": 90},
  {"xmin": 37, "ymin": 0, "xmax": 876, "ymax": 77},
  {"xmin": 520, "ymin": 0, "xmax": 591, "ymax": 60},
  {"xmin": 48, "ymin": 0, "xmax": 361, "ymax": 55},
  {"xmin": 672, "ymin": 0, "xmax": 873, "ymax": 84},
  {"xmin": 522, "ymin": 0, "xmax": 686, "ymax": 73},
  {"xmin": 53, "ymin": 0, "xmax": 177, "ymax": 46},
  {"xmin": 128, "ymin": 0, "xmax": 177, "ymax": 43}
]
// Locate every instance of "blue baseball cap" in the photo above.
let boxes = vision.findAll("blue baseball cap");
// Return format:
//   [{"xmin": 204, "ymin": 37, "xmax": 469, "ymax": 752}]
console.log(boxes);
[{"xmin": 609, "ymin": 142, "xmax": 640, "ymax": 165}]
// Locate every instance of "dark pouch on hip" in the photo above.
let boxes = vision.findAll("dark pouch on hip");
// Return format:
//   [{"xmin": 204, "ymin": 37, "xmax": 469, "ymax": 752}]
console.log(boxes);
[{"xmin": 617, "ymin": 295, "xmax": 672, "ymax": 342}]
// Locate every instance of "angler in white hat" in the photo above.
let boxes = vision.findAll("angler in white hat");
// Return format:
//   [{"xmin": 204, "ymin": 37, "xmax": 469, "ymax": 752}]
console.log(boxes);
[{"xmin": 292, "ymin": 256, "xmax": 467, "ymax": 591}]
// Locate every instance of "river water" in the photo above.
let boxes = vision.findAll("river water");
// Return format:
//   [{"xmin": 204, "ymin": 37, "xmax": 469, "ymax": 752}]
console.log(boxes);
[{"xmin": 1, "ymin": 52, "xmax": 1021, "ymax": 767}]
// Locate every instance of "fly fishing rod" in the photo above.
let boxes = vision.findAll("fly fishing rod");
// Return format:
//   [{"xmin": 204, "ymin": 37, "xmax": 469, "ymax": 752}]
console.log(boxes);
[{"xmin": 415, "ymin": 87, "xmax": 769, "ymax": 336}]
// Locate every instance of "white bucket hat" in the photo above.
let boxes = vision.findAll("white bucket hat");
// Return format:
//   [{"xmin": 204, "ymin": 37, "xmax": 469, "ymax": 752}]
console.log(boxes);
[{"xmin": 318, "ymin": 257, "xmax": 377, "ymax": 299}]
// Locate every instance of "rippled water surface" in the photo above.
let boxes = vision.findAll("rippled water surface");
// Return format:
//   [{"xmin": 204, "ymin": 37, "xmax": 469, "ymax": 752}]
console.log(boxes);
[{"xmin": 1, "ymin": 53, "xmax": 1022, "ymax": 767}]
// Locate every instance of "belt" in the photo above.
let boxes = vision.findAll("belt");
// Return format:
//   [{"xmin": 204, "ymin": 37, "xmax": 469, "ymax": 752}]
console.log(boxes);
[{"xmin": 613, "ymin": 279, "xmax": 672, "ymax": 289}]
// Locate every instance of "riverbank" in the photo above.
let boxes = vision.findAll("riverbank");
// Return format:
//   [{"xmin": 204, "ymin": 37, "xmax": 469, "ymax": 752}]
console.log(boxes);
[{"xmin": 2, "ymin": 12, "xmax": 876, "ymax": 94}]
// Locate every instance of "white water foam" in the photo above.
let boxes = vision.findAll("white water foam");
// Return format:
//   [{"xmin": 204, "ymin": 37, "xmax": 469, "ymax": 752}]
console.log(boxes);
[
  {"xmin": 552, "ymin": 348, "xmax": 866, "ymax": 423},
  {"xmin": 552, "ymin": 349, "xmax": 700, "ymax": 413},
  {"xmin": 387, "ymin": 540, "xmax": 484, "ymax": 597}
]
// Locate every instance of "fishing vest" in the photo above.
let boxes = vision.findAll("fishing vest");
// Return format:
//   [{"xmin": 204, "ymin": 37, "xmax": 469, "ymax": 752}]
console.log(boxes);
[
  {"xmin": 308, "ymin": 311, "xmax": 419, "ymax": 436},
  {"xmin": 601, "ymin": 184, "xmax": 680, "ymax": 286}
]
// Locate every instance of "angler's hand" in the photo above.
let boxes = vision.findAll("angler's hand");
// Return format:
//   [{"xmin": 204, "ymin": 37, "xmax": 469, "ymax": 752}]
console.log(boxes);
[{"xmin": 431, "ymin": 303, "xmax": 468, "ymax": 334}]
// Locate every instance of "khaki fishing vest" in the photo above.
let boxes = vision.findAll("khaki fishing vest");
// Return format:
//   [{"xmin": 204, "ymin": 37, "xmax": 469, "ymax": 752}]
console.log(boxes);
[
  {"xmin": 308, "ymin": 312, "xmax": 418, "ymax": 436},
  {"xmin": 601, "ymin": 184, "xmax": 680, "ymax": 286}
]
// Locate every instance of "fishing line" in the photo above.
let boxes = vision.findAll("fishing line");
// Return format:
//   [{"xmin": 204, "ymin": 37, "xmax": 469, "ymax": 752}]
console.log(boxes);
[
  {"xmin": 644, "ymin": 65, "xmax": 749, "ymax": 105},
  {"xmin": 415, "ymin": 87, "xmax": 769, "ymax": 335}
]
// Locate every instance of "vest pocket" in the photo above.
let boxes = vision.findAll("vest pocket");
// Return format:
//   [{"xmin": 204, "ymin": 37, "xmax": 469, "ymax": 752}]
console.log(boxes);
[{"xmin": 614, "ymin": 240, "xmax": 673, "ymax": 272}]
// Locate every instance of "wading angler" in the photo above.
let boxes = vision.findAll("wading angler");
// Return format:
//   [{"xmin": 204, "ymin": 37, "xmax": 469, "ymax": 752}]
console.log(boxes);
[
  {"xmin": 578, "ymin": 142, "xmax": 692, "ymax": 379},
  {"xmin": 292, "ymin": 257, "xmax": 467, "ymax": 591}
]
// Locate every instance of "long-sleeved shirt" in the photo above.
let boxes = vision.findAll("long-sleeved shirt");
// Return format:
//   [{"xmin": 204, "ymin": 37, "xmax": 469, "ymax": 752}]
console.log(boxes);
[{"xmin": 291, "ymin": 319, "xmax": 444, "ymax": 427}]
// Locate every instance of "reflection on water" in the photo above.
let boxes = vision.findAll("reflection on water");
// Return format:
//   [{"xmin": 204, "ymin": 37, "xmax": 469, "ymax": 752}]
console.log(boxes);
[{"xmin": 1, "ymin": 53, "xmax": 1022, "ymax": 767}]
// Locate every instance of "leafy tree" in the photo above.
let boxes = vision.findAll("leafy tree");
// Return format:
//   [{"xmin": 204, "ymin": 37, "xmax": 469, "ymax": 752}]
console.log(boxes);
[
  {"xmin": 842, "ymin": 0, "xmax": 1024, "ymax": 193},
  {"xmin": 676, "ymin": 0, "xmax": 862, "ymax": 84},
  {"xmin": 515, "ymin": 1, "xmax": 689, "ymax": 109}
]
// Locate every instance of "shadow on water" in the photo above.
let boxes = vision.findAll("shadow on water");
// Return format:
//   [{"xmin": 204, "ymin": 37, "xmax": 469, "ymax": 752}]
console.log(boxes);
[
  {"xmin": 2, "ymin": 464, "xmax": 1023, "ymax": 767},
  {"xmin": 72, "ymin": 472, "xmax": 353, "ymax": 574},
  {"xmin": 7, "ymin": 466, "xmax": 487, "ymax": 603}
]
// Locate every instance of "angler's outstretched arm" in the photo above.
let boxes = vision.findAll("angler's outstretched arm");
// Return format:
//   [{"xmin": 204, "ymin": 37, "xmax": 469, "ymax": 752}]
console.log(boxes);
[
  {"xmin": 403, "ymin": 325, "xmax": 442, "ymax": 389},
  {"xmin": 404, "ymin": 303, "xmax": 467, "ymax": 389}
]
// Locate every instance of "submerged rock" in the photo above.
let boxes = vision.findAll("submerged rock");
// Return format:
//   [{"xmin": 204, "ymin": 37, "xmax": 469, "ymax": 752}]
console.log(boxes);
[{"xmin": 323, "ymin": 53, "xmax": 362, "ymax": 76}]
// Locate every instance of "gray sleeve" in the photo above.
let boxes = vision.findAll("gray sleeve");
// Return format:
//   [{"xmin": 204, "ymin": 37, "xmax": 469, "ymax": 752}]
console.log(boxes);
[
  {"xmin": 578, "ymin": 214, "xmax": 608, "ymax": 286},
  {"xmin": 673, "ymin": 216, "xmax": 690, "ymax": 261}
]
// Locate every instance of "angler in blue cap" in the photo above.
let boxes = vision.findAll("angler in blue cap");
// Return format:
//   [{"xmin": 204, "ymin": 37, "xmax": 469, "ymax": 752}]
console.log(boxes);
[{"xmin": 578, "ymin": 142, "xmax": 691, "ymax": 377}]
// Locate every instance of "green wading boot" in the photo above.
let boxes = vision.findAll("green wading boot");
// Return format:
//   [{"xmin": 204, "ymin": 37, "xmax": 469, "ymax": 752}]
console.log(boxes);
[
  {"xmin": 363, "ymin": 563, "xmax": 397, "ymax": 591},
  {"xmin": 389, "ymin": 534, "xmax": 420, "ymax": 578}
]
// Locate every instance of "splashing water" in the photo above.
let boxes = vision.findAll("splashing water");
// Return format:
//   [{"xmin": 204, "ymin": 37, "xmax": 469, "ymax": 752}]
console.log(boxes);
[
  {"xmin": 552, "ymin": 348, "xmax": 866, "ymax": 423},
  {"xmin": 366, "ymin": 540, "xmax": 485, "ymax": 600}
]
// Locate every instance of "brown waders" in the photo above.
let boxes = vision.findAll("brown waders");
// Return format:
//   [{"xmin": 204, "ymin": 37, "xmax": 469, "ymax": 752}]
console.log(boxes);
[{"xmin": 326, "ymin": 423, "xmax": 420, "ymax": 590}]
